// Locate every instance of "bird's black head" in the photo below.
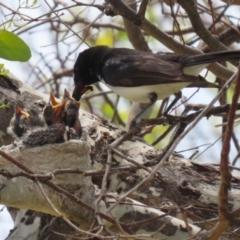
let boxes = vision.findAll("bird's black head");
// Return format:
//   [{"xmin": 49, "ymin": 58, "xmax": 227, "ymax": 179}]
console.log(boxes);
[{"xmin": 73, "ymin": 45, "xmax": 110, "ymax": 100}]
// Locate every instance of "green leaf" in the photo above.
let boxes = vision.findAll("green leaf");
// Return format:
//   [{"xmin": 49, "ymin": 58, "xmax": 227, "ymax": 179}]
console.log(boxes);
[
  {"xmin": 0, "ymin": 29, "xmax": 31, "ymax": 61},
  {"xmin": 0, "ymin": 63, "xmax": 9, "ymax": 76},
  {"xmin": 95, "ymin": 29, "xmax": 113, "ymax": 47}
]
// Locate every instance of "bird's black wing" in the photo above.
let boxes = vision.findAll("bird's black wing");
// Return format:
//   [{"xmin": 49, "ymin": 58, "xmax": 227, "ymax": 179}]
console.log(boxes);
[{"xmin": 102, "ymin": 55, "xmax": 198, "ymax": 87}]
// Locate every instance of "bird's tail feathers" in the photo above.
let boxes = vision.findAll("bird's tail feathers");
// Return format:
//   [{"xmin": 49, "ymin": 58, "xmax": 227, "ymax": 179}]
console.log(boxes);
[{"xmin": 181, "ymin": 50, "xmax": 240, "ymax": 67}]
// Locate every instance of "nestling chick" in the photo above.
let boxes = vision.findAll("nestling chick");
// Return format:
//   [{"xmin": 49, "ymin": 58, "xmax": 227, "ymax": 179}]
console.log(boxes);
[
  {"xmin": 43, "ymin": 92, "xmax": 67, "ymax": 126},
  {"xmin": 61, "ymin": 89, "xmax": 82, "ymax": 138},
  {"xmin": 23, "ymin": 124, "xmax": 68, "ymax": 146},
  {"xmin": 22, "ymin": 88, "xmax": 85, "ymax": 147},
  {"xmin": 7, "ymin": 105, "xmax": 30, "ymax": 138}
]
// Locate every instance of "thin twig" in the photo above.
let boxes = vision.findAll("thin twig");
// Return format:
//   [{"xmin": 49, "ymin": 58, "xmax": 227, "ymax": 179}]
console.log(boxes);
[{"xmin": 208, "ymin": 65, "xmax": 240, "ymax": 239}]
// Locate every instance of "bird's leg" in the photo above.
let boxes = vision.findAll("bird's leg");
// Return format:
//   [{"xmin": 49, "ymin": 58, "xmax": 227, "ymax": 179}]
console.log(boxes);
[
  {"xmin": 130, "ymin": 92, "xmax": 158, "ymax": 128},
  {"xmin": 163, "ymin": 91, "xmax": 182, "ymax": 116}
]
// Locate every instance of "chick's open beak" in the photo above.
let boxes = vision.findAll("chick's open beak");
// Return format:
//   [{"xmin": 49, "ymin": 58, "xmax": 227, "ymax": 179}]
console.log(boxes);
[
  {"xmin": 15, "ymin": 105, "xmax": 30, "ymax": 120},
  {"xmin": 52, "ymin": 98, "xmax": 68, "ymax": 118},
  {"xmin": 50, "ymin": 92, "xmax": 59, "ymax": 106}
]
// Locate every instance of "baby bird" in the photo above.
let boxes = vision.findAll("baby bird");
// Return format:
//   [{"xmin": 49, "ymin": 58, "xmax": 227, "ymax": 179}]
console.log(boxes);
[
  {"xmin": 23, "ymin": 91, "xmax": 81, "ymax": 147},
  {"xmin": 61, "ymin": 89, "xmax": 82, "ymax": 138},
  {"xmin": 61, "ymin": 86, "xmax": 93, "ymax": 138},
  {"xmin": 23, "ymin": 124, "xmax": 68, "ymax": 146},
  {"xmin": 43, "ymin": 92, "xmax": 67, "ymax": 126},
  {"xmin": 8, "ymin": 105, "xmax": 30, "ymax": 138}
]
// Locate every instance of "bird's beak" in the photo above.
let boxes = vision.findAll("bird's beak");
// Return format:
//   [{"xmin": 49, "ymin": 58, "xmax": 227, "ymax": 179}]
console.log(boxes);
[
  {"xmin": 15, "ymin": 105, "xmax": 30, "ymax": 120},
  {"xmin": 81, "ymin": 85, "xmax": 93, "ymax": 95},
  {"xmin": 63, "ymin": 89, "xmax": 70, "ymax": 99},
  {"xmin": 72, "ymin": 82, "xmax": 93, "ymax": 101},
  {"xmin": 50, "ymin": 92, "xmax": 59, "ymax": 106},
  {"xmin": 52, "ymin": 98, "xmax": 68, "ymax": 117}
]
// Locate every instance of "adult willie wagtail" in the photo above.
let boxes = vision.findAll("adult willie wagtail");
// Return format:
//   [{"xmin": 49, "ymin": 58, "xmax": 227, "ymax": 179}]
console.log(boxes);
[{"xmin": 73, "ymin": 46, "xmax": 240, "ymax": 103}]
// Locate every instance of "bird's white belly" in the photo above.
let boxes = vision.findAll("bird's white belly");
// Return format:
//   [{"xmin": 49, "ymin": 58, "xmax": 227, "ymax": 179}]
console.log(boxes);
[{"xmin": 105, "ymin": 83, "xmax": 191, "ymax": 103}]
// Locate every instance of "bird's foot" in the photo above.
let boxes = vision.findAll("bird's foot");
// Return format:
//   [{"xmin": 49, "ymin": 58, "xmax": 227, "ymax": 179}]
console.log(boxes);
[
  {"xmin": 148, "ymin": 92, "xmax": 158, "ymax": 104},
  {"xmin": 163, "ymin": 91, "xmax": 182, "ymax": 116}
]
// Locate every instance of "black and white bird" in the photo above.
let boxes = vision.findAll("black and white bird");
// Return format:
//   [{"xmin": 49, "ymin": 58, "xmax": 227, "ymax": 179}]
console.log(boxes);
[{"xmin": 72, "ymin": 46, "xmax": 240, "ymax": 102}]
